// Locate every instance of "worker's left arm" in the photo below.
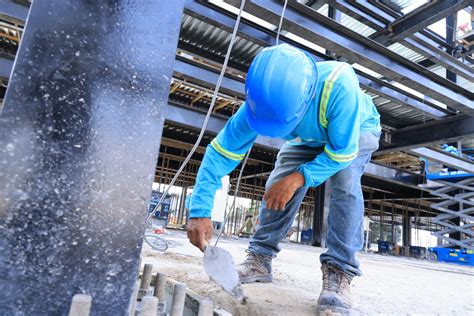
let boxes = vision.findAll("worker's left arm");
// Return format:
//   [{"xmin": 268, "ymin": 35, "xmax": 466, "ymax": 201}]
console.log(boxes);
[{"xmin": 296, "ymin": 78, "xmax": 361, "ymax": 188}]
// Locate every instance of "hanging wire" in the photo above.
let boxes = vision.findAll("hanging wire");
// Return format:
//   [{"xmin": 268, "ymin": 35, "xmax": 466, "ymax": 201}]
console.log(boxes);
[
  {"xmin": 146, "ymin": 0, "xmax": 247, "ymax": 224},
  {"xmin": 275, "ymin": 0, "xmax": 288, "ymax": 45}
]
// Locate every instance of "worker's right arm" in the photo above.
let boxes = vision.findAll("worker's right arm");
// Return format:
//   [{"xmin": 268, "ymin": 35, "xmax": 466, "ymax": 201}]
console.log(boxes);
[{"xmin": 187, "ymin": 105, "xmax": 257, "ymax": 250}]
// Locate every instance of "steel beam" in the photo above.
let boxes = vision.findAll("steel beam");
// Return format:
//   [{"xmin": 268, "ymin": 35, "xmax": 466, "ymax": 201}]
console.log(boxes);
[
  {"xmin": 173, "ymin": 58, "xmax": 245, "ymax": 99},
  {"xmin": 364, "ymin": 162, "xmax": 423, "ymax": 188},
  {"xmin": 174, "ymin": 57, "xmax": 450, "ymax": 120},
  {"xmin": 0, "ymin": 40, "xmax": 466, "ymax": 160},
  {"xmin": 0, "ymin": 0, "xmax": 184, "ymax": 314},
  {"xmin": 363, "ymin": 0, "xmax": 460, "ymax": 50},
  {"xmin": 174, "ymin": 59, "xmax": 466, "ymax": 164},
  {"xmin": 402, "ymin": 36, "xmax": 472, "ymax": 82},
  {"xmin": 1, "ymin": 0, "xmax": 459, "ymax": 119},
  {"xmin": 0, "ymin": 0, "xmax": 29, "ymax": 21},
  {"xmin": 410, "ymin": 148, "xmax": 474, "ymax": 174},
  {"xmin": 379, "ymin": 115, "xmax": 474, "ymax": 153},
  {"xmin": 174, "ymin": 56, "xmax": 452, "ymax": 125},
  {"xmin": 356, "ymin": 75, "xmax": 449, "ymax": 119},
  {"xmin": 324, "ymin": 0, "xmax": 473, "ymax": 82},
  {"xmin": 21, "ymin": 0, "xmax": 468, "ymax": 82},
  {"xmin": 220, "ymin": 0, "xmax": 473, "ymax": 114},
  {"xmin": 5, "ymin": 49, "xmax": 443, "ymax": 137},
  {"xmin": 388, "ymin": 0, "xmax": 471, "ymax": 42}
]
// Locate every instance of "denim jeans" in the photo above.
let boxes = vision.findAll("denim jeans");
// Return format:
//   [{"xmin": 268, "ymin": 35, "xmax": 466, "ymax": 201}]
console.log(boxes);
[{"xmin": 248, "ymin": 131, "xmax": 380, "ymax": 276}]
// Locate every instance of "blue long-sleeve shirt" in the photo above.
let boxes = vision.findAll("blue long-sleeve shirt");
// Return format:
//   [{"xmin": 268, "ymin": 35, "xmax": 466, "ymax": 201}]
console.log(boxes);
[{"xmin": 190, "ymin": 61, "xmax": 381, "ymax": 218}]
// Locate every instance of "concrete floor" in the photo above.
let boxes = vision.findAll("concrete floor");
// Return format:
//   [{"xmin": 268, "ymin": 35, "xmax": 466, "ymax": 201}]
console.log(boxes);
[{"xmin": 141, "ymin": 230, "xmax": 474, "ymax": 315}]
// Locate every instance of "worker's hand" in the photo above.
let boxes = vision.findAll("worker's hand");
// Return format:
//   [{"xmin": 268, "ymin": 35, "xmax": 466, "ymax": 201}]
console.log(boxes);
[
  {"xmin": 187, "ymin": 217, "xmax": 213, "ymax": 252},
  {"xmin": 263, "ymin": 172, "xmax": 305, "ymax": 210}
]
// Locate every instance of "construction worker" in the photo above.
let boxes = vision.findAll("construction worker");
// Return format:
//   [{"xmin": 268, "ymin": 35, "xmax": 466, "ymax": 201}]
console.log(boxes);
[{"xmin": 187, "ymin": 44, "xmax": 381, "ymax": 314}]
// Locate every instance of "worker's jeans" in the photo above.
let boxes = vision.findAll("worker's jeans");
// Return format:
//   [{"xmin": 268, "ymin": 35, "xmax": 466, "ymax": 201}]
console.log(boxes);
[{"xmin": 248, "ymin": 131, "xmax": 380, "ymax": 276}]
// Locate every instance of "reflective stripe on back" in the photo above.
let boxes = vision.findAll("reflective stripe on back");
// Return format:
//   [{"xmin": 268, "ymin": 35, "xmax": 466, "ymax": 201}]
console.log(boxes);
[
  {"xmin": 210, "ymin": 139, "xmax": 245, "ymax": 161},
  {"xmin": 319, "ymin": 63, "xmax": 350, "ymax": 128}
]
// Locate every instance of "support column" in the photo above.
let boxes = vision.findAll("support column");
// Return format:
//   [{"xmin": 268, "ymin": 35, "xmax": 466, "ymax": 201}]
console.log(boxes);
[
  {"xmin": 403, "ymin": 215, "xmax": 412, "ymax": 247},
  {"xmin": 446, "ymin": 14, "xmax": 457, "ymax": 83},
  {"xmin": 312, "ymin": 182, "xmax": 330, "ymax": 247},
  {"xmin": 380, "ymin": 203, "xmax": 385, "ymax": 241},
  {"xmin": 177, "ymin": 185, "xmax": 188, "ymax": 225},
  {"xmin": 390, "ymin": 202, "xmax": 395, "ymax": 244},
  {"xmin": 0, "ymin": 1, "xmax": 184, "ymax": 314}
]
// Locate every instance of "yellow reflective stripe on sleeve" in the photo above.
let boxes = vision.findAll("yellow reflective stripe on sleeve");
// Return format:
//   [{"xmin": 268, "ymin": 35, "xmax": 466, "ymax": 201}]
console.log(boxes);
[
  {"xmin": 324, "ymin": 147, "xmax": 358, "ymax": 163},
  {"xmin": 210, "ymin": 139, "xmax": 245, "ymax": 161},
  {"xmin": 319, "ymin": 63, "xmax": 350, "ymax": 128}
]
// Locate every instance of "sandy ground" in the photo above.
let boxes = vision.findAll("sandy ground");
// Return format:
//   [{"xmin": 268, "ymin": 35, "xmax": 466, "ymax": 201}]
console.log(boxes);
[{"xmin": 141, "ymin": 230, "xmax": 474, "ymax": 315}]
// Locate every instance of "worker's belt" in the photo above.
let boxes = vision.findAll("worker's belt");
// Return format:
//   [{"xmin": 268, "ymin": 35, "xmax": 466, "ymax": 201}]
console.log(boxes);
[{"xmin": 211, "ymin": 139, "xmax": 245, "ymax": 161}]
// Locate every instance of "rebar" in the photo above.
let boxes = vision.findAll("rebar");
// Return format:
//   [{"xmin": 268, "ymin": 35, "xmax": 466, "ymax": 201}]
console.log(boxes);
[{"xmin": 68, "ymin": 294, "xmax": 92, "ymax": 316}]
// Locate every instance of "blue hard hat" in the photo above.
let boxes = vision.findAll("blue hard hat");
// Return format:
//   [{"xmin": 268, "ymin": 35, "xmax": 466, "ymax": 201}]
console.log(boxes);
[{"xmin": 245, "ymin": 44, "xmax": 318, "ymax": 137}]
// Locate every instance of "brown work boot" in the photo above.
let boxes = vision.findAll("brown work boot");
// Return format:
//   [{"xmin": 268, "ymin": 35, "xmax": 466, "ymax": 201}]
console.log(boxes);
[
  {"xmin": 237, "ymin": 251, "xmax": 273, "ymax": 284},
  {"xmin": 316, "ymin": 263, "xmax": 354, "ymax": 315}
]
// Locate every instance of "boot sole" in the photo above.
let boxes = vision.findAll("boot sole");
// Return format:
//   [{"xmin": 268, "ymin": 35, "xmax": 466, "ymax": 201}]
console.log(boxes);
[
  {"xmin": 316, "ymin": 305, "xmax": 361, "ymax": 316},
  {"xmin": 240, "ymin": 273, "xmax": 273, "ymax": 284}
]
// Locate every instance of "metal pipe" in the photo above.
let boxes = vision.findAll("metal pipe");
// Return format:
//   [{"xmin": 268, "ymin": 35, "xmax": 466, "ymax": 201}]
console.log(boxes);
[
  {"xmin": 198, "ymin": 298, "xmax": 214, "ymax": 316},
  {"xmin": 140, "ymin": 264, "xmax": 154, "ymax": 290},
  {"xmin": 170, "ymin": 282, "xmax": 187, "ymax": 316},
  {"xmin": 68, "ymin": 294, "xmax": 92, "ymax": 316},
  {"xmin": 153, "ymin": 272, "xmax": 167, "ymax": 302},
  {"xmin": 140, "ymin": 296, "xmax": 158, "ymax": 316}
]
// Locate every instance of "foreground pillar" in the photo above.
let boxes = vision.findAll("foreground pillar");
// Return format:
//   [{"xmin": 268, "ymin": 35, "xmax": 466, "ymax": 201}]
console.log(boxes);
[{"xmin": 0, "ymin": 0, "xmax": 184, "ymax": 314}]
